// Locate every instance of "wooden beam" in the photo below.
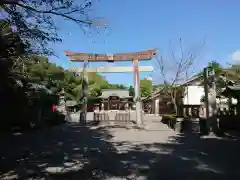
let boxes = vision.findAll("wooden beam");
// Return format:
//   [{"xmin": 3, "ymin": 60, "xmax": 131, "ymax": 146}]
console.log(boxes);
[
  {"xmin": 69, "ymin": 66, "xmax": 153, "ymax": 73},
  {"xmin": 64, "ymin": 48, "xmax": 156, "ymax": 62}
]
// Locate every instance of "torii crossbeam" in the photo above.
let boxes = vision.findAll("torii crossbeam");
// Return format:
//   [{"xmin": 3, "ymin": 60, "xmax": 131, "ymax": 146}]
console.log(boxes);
[
  {"xmin": 69, "ymin": 66, "xmax": 153, "ymax": 73},
  {"xmin": 65, "ymin": 49, "xmax": 156, "ymax": 125},
  {"xmin": 64, "ymin": 49, "xmax": 156, "ymax": 62}
]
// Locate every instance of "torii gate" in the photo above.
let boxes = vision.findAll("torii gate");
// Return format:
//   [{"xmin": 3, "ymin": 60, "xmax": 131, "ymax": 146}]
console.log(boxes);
[{"xmin": 65, "ymin": 49, "xmax": 156, "ymax": 124}]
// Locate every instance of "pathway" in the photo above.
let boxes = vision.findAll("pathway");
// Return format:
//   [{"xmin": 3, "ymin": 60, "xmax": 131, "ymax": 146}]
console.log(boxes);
[{"xmin": 0, "ymin": 119, "xmax": 240, "ymax": 180}]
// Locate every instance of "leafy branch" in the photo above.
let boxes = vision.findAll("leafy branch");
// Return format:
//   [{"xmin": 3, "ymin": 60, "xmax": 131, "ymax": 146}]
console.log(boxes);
[{"xmin": 1, "ymin": 0, "xmax": 102, "ymax": 55}]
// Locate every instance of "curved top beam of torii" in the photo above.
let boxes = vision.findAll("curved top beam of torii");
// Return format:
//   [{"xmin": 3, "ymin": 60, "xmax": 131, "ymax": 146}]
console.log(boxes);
[{"xmin": 64, "ymin": 48, "xmax": 157, "ymax": 62}]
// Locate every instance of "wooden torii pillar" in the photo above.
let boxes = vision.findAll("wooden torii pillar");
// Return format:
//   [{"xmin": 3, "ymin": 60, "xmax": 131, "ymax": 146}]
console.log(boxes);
[{"xmin": 65, "ymin": 49, "xmax": 156, "ymax": 124}]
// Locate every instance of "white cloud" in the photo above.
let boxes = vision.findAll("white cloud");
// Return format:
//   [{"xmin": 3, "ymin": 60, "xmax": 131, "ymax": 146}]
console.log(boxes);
[{"xmin": 232, "ymin": 50, "xmax": 240, "ymax": 61}]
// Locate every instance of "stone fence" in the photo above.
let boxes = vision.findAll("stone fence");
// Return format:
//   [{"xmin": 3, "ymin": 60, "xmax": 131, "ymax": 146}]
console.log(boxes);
[
  {"xmin": 162, "ymin": 104, "xmax": 240, "ymax": 134},
  {"xmin": 93, "ymin": 110, "xmax": 140, "ymax": 123}
]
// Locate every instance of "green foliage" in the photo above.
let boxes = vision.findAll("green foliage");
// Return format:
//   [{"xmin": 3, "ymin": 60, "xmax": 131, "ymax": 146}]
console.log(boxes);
[
  {"xmin": 224, "ymin": 64, "xmax": 240, "ymax": 84},
  {"xmin": 23, "ymin": 57, "xmax": 130, "ymax": 100},
  {"xmin": 0, "ymin": 5, "xmax": 131, "ymax": 130},
  {"xmin": 207, "ymin": 61, "xmax": 240, "ymax": 92},
  {"xmin": 153, "ymin": 84, "xmax": 165, "ymax": 91},
  {"xmin": 0, "ymin": 1, "xmax": 106, "ymax": 130},
  {"xmin": 108, "ymin": 84, "xmax": 127, "ymax": 89},
  {"xmin": 140, "ymin": 79, "xmax": 153, "ymax": 98},
  {"xmin": 0, "ymin": 20, "xmax": 27, "ymax": 79},
  {"xmin": 1, "ymin": 0, "xmax": 96, "ymax": 55},
  {"xmin": 129, "ymin": 86, "xmax": 135, "ymax": 97},
  {"xmin": 208, "ymin": 61, "xmax": 222, "ymax": 74},
  {"xmin": 163, "ymin": 114, "xmax": 177, "ymax": 119},
  {"xmin": 88, "ymin": 72, "xmax": 109, "ymax": 96}
]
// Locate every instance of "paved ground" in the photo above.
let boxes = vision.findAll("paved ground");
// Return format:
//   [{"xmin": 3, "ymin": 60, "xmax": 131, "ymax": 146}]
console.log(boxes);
[{"xmin": 0, "ymin": 118, "xmax": 240, "ymax": 180}]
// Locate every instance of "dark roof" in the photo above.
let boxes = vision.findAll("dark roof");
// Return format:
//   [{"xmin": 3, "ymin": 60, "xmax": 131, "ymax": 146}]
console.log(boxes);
[
  {"xmin": 100, "ymin": 89, "xmax": 130, "ymax": 98},
  {"xmin": 221, "ymin": 85, "xmax": 240, "ymax": 97},
  {"xmin": 181, "ymin": 74, "xmax": 203, "ymax": 85},
  {"xmin": 142, "ymin": 87, "xmax": 165, "ymax": 101},
  {"xmin": 226, "ymin": 85, "xmax": 240, "ymax": 91}
]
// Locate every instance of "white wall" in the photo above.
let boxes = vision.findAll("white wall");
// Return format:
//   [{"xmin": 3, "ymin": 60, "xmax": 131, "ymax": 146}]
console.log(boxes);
[
  {"xmin": 183, "ymin": 85, "xmax": 204, "ymax": 105},
  {"xmin": 183, "ymin": 85, "xmax": 238, "ymax": 106}
]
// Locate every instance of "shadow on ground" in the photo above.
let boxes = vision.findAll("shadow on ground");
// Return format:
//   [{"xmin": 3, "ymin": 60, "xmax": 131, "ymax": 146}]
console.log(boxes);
[{"xmin": 0, "ymin": 122, "xmax": 240, "ymax": 179}]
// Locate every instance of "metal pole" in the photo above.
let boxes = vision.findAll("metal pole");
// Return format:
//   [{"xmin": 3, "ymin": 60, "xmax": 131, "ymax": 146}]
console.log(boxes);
[{"xmin": 133, "ymin": 59, "xmax": 142, "ymax": 125}]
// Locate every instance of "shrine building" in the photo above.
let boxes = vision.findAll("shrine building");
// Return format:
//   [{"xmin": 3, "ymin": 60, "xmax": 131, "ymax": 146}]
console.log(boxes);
[{"xmin": 98, "ymin": 89, "xmax": 133, "ymax": 111}]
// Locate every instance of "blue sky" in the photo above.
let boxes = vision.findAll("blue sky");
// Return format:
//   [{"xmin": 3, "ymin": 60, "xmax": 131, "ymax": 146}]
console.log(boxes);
[{"xmin": 49, "ymin": 0, "xmax": 240, "ymax": 85}]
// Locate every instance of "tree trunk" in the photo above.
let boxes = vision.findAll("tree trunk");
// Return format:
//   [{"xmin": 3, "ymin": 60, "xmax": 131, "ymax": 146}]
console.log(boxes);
[{"xmin": 174, "ymin": 102, "xmax": 178, "ymax": 115}]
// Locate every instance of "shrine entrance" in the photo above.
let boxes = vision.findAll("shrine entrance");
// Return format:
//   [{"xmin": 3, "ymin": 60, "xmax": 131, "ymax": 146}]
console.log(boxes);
[
  {"xmin": 108, "ymin": 95, "xmax": 120, "ymax": 110},
  {"xmin": 100, "ymin": 89, "xmax": 133, "ymax": 111},
  {"xmin": 65, "ymin": 49, "xmax": 156, "ymax": 124}
]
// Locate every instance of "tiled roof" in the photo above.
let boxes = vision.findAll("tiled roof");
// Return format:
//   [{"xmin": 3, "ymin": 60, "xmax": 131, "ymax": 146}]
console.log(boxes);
[
  {"xmin": 100, "ymin": 89, "xmax": 131, "ymax": 98},
  {"xmin": 181, "ymin": 74, "xmax": 203, "ymax": 85}
]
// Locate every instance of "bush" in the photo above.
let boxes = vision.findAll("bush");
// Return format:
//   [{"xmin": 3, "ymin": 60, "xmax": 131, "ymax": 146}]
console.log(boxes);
[{"xmin": 45, "ymin": 112, "xmax": 65, "ymax": 126}]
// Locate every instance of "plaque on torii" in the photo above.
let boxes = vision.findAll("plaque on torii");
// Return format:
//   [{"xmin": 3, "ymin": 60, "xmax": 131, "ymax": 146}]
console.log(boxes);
[{"xmin": 65, "ymin": 49, "xmax": 157, "ymax": 125}]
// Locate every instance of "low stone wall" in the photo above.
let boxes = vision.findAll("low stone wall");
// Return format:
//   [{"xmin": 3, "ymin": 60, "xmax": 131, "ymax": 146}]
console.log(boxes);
[
  {"xmin": 65, "ymin": 111, "xmax": 80, "ymax": 122},
  {"xmin": 162, "ymin": 116, "xmax": 205, "ymax": 134},
  {"xmin": 93, "ymin": 111, "xmax": 110, "ymax": 121},
  {"xmin": 174, "ymin": 118, "xmax": 200, "ymax": 133},
  {"xmin": 93, "ymin": 110, "xmax": 136, "ymax": 122}
]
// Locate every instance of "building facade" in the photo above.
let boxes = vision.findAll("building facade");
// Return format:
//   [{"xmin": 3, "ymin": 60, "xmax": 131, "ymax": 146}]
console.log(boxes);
[{"xmin": 98, "ymin": 89, "xmax": 133, "ymax": 111}]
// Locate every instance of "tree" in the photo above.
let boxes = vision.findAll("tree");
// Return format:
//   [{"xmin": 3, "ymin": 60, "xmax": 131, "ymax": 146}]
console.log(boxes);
[
  {"xmin": 0, "ymin": 20, "xmax": 27, "ymax": 76},
  {"xmin": 129, "ymin": 86, "xmax": 134, "ymax": 97},
  {"xmin": 88, "ymin": 72, "xmax": 109, "ymax": 97},
  {"xmin": 156, "ymin": 38, "xmax": 204, "ymax": 113},
  {"xmin": 207, "ymin": 61, "xmax": 226, "ymax": 97},
  {"xmin": 107, "ymin": 84, "xmax": 127, "ymax": 89},
  {"xmin": 0, "ymin": 0, "xmax": 105, "ymax": 100},
  {"xmin": 1, "ymin": 0, "xmax": 102, "ymax": 55},
  {"xmin": 204, "ymin": 61, "xmax": 240, "ymax": 97},
  {"xmin": 0, "ymin": 20, "xmax": 32, "ymax": 129},
  {"xmin": 224, "ymin": 63, "xmax": 240, "ymax": 84},
  {"xmin": 153, "ymin": 84, "xmax": 165, "ymax": 91},
  {"xmin": 140, "ymin": 79, "xmax": 152, "ymax": 98},
  {"xmin": 0, "ymin": 0, "xmax": 106, "ymax": 130},
  {"xmin": 208, "ymin": 61, "xmax": 222, "ymax": 75}
]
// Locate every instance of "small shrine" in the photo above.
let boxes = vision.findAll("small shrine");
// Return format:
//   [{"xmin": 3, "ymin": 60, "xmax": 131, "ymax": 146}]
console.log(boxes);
[{"xmin": 98, "ymin": 89, "xmax": 133, "ymax": 111}]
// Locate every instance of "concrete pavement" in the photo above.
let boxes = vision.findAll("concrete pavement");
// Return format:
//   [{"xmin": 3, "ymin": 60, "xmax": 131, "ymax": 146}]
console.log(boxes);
[{"xmin": 0, "ymin": 119, "xmax": 240, "ymax": 180}]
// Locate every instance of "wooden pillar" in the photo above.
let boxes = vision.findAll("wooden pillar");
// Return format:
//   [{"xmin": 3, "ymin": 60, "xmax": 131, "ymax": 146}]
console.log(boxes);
[
  {"xmin": 152, "ymin": 99, "xmax": 155, "ymax": 114},
  {"xmin": 196, "ymin": 107, "xmax": 200, "ymax": 117},
  {"xmin": 80, "ymin": 60, "xmax": 89, "ymax": 124},
  {"xmin": 155, "ymin": 98, "xmax": 159, "ymax": 115},
  {"xmin": 203, "ymin": 68, "xmax": 209, "ymax": 119},
  {"xmin": 133, "ymin": 59, "xmax": 142, "ymax": 124},
  {"xmin": 101, "ymin": 102, "xmax": 104, "ymax": 111}
]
